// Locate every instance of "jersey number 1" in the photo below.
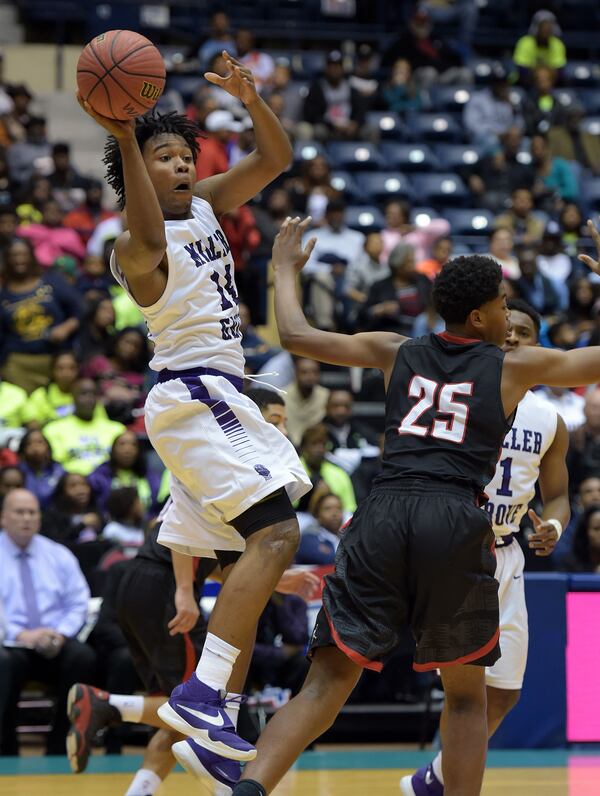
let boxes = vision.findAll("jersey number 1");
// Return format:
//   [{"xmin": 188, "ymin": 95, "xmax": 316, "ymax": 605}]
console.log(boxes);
[{"xmin": 398, "ymin": 375, "xmax": 473, "ymax": 444}]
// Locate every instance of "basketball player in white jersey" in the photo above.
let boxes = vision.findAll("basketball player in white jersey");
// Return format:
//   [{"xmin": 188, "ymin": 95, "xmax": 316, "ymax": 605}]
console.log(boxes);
[
  {"xmin": 77, "ymin": 51, "xmax": 312, "ymax": 773},
  {"xmin": 401, "ymin": 298, "xmax": 570, "ymax": 795}
]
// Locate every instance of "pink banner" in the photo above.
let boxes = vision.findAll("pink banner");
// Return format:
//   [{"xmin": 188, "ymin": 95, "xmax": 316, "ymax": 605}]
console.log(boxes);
[{"xmin": 566, "ymin": 593, "xmax": 600, "ymax": 741}]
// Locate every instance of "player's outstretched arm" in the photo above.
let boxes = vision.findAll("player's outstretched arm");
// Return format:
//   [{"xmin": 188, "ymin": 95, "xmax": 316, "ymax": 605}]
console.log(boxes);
[
  {"xmin": 194, "ymin": 52, "xmax": 292, "ymax": 215},
  {"xmin": 504, "ymin": 343, "xmax": 600, "ymax": 406},
  {"xmin": 77, "ymin": 94, "xmax": 166, "ymax": 278},
  {"xmin": 273, "ymin": 217, "xmax": 405, "ymax": 373}
]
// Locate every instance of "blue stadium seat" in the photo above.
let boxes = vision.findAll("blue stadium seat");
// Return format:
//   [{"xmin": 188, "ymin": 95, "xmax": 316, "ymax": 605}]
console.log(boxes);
[
  {"xmin": 583, "ymin": 178, "xmax": 600, "ymax": 211},
  {"xmin": 578, "ymin": 89, "xmax": 600, "ymax": 115},
  {"xmin": 451, "ymin": 242, "xmax": 474, "ymax": 256},
  {"xmin": 293, "ymin": 140, "xmax": 327, "ymax": 163},
  {"xmin": 410, "ymin": 173, "xmax": 470, "ymax": 208},
  {"xmin": 327, "ymin": 142, "xmax": 384, "ymax": 171},
  {"xmin": 165, "ymin": 75, "xmax": 202, "ymax": 104},
  {"xmin": 515, "ymin": 148, "xmax": 533, "ymax": 166},
  {"xmin": 355, "ymin": 172, "xmax": 414, "ymax": 203},
  {"xmin": 471, "ymin": 58, "xmax": 507, "ymax": 85},
  {"xmin": 428, "ymin": 85, "xmax": 473, "ymax": 113},
  {"xmin": 554, "ymin": 88, "xmax": 582, "ymax": 110},
  {"xmin": 579, "ymin": 117, "xmax": 600, "ymax": 137},
  {"xmin": 444, "ymin": 208, "xmax": 495, "ymax": 236},
  {"xmin": 344, "ymin": 206, "xmax": 385, "ymax": 233},
  {"xmin": 330, "ymin": 171, "xmax": 361, "ymax": 202},
  {"xmin": 365, "ymin": 111, "xmax": 407, "ymax": 140},
  {"xmin": 434, "ymin": 144, "xmax": 481, "ymax": 172},
  {"xmin": 507, "ymin": 86, "xmax": 527, "ymax": 110},
  {"xmin": 410, "ymin": 207, "xmax": 439, "ymax": 226},
  {"xmin": 563, "ymin": 61, "xmax": 600, "ymax": 87},
  {"xmin": 408, "ymin": 113, "xmax": 465, "ymax": 143},
  {"xmin": 293, "ymin": 51, "xmax": 327, "ymax": 78},
  {"xmin": 378, "ymin": 142, "xmax": 438, "ymax": 172}
]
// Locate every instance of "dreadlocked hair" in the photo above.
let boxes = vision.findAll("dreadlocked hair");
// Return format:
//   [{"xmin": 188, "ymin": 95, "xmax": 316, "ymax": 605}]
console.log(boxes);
[{"xmin": 103, "ymin": 110, "xmax": 203, "ymax": 210}]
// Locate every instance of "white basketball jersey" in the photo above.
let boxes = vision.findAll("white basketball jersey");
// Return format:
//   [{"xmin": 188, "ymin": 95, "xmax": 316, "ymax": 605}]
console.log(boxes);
[
  {"xmin": 110, "ymin": 196, "xmax": 245, "ymax": 376},
  {"xmin": 484, "ymin": 390, "xmax": 558, "ymax": 537}
]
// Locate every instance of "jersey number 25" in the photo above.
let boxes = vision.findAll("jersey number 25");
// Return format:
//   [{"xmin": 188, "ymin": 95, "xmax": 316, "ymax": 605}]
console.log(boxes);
[{"xmin": 398, "ymin": 375, "xmax": 473, "ymax": 444}]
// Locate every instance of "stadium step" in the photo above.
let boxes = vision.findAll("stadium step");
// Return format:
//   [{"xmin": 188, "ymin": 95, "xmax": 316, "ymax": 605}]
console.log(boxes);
[{"xmin": 39, "ymin": 91, "xmax": 118, "ymax": 202}]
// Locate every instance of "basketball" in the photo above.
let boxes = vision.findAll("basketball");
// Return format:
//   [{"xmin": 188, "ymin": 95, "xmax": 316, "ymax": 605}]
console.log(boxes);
[{"xmin": 76, "ymin": 29, "xmax": 165, "ymax": 120}]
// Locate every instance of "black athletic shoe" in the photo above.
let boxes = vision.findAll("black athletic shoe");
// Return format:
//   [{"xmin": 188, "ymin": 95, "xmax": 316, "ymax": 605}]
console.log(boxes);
[{"xmin": 66, "ymin": 683, "xmax": 121, "ymax": 773}]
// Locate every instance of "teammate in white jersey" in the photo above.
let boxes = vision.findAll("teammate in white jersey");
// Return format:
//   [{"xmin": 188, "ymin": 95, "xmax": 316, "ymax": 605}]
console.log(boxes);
[
  {"xmin": 401, "ymin": 298, "xmax": 570, "ymax": 796},
  {"xmin": 77, "ymin": 52, "xmax": 312, "ymax": 776}
]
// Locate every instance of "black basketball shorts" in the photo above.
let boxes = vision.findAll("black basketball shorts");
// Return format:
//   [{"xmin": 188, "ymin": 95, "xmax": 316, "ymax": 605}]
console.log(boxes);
[
  {"xmin": 116, "ymin": 560, "xmax": 207, "ymax": 694},
  {"xmin": 309, "ymin": 479, "xmax": 500, "ymax": 672}
]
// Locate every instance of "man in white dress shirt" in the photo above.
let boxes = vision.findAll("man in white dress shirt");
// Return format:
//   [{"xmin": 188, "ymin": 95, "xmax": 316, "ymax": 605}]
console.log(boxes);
[{"xmin": 0, "ymin": 489, "xmax": 95, "ymax": 755}]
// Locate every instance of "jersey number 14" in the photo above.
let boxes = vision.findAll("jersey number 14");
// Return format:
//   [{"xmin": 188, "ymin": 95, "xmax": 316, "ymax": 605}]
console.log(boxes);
[{"xmin": 398, "ymin": 375, "xmax": 473, "ymax": 444}]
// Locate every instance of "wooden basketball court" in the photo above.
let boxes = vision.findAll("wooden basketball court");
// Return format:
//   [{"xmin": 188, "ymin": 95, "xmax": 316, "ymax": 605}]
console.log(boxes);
[{"xmin": 1, "ymin": 748, "xmax": 598, "ymax": 795}]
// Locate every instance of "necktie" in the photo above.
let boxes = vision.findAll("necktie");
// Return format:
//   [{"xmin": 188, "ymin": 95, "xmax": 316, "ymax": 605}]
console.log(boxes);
[{"xmin": 18, "ymin": 551, "xmax": 41, "ymax": 629}]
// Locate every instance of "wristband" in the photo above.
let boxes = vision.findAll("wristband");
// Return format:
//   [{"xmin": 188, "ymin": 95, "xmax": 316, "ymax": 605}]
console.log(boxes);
[{"xmin": 547, "ymin": 518, "xmax": 563, "ymax": 541}]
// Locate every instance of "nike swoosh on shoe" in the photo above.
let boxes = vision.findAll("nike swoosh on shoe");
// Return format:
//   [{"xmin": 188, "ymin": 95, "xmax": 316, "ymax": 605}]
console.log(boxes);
[{"xmin": 178, "ymin": 704, "xmax": 226, "ymax": 726}]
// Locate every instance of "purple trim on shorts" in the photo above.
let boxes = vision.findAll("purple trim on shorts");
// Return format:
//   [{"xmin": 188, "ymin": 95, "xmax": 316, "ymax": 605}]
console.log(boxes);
[
  {"xmin": 174, "ymin": 371, "xmax": 257, "ymax": 463},
  {"xmin": 157, "ymin": 366, "xmax": 244, "ymax": 392},
  {"xmin": 495, "ymin": 533, "xmax": 514, "ymax": 548}
]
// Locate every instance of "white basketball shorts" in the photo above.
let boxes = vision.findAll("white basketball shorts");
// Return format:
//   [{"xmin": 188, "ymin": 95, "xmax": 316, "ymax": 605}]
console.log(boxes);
[
  {"xmin": 144, "ymin": 368, "xmax": 312, "ymax": 557},
  {"xmin": 485, "ymin": 539, "xmax": 529, "ymax": 690}
]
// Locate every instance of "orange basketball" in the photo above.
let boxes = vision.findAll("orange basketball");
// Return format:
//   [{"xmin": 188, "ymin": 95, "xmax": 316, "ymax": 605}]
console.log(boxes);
[{"xmin": 76, "ymin": 29, "xmax": 166, "ymax": 120}]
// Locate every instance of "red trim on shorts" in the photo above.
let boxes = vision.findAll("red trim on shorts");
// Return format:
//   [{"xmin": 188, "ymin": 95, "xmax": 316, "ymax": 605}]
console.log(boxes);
[
  {"xmin": 437, "ymin": 331, "xmax": 481, "ymax": 345},
  {"xmin": 323, "ymin": 606, "xmax": 383, "ymax": 672},
  {"xmin": 412, "ymin": 626, "xmax": 500, "ymax": 672},
  {"xmin": 182, "ymin": 632, "xmax": 196, "ymax": 681}
]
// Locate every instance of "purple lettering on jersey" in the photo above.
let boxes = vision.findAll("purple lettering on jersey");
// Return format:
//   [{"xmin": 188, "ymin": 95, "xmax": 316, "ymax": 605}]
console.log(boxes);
[
  {"xmin": 204, "ymin": 234, "xmax": 219, "ymax": 263},
  {"xmin": 214, "ymin": 228, "xmax": 231, "ymax": 256},
  {"xmin": 184, "ymin": 241, "xmax": 208, "ymax": 268},
  {"xmin": 503, "ymin": 427, "xmax": 522, "ymax": 451},
  {"xmin": 502, "ymin": 426, "xmax": 540, "ymax": 453},
  {"xmin": 183, "ymin": 229, "xmax": 230, "ymax": 268},
  {"xmin": 484, "ymin": 500, "xmax": 524, "ymax": 527}
]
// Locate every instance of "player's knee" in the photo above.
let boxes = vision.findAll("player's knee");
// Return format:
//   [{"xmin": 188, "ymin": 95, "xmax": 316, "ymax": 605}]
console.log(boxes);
[
  {"xmin": 445, "ymin": 689, "xmax": 486, "ymax": 715},
  {"xmin": 251, "ymin": 518, "xmax": 300, "ymax": 561},
  {"xmin": 302, "ymin": 648, "xmax": 360, "ymax": 715}
]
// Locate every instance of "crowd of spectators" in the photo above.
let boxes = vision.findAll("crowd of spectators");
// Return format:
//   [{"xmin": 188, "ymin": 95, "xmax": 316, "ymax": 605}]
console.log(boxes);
[{"xmin": 1, "ymin": 1, "xmax": 600, "ymax": 756}]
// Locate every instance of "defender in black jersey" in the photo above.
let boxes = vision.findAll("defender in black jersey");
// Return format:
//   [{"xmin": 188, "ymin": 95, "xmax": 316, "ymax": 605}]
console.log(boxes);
[{"xmin": 233, "ymin": 217, "xmax": 600, "ymax": 796}]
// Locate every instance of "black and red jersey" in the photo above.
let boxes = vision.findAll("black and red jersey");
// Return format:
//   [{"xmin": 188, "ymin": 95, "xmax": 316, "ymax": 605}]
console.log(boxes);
[{"xmin": 376, "ymin": 332, "xmax": 512, "ymax": 492}]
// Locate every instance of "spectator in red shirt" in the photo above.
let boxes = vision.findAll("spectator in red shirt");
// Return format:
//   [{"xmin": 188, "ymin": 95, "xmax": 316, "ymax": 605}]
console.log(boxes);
[
  {"xmin": 220, "ymin": 205, "xmax": 261, "ymax": 303},
  {"xmin": 416, "ymin": 235, "xmax": 453, "ymax": 281},
  {"xmin": 195, "ymin": 109, "xmax": 242, "ymax": 180},
  {"xmin": 63, "ymin": 181, "xmax": 117, "ymax": 246}
]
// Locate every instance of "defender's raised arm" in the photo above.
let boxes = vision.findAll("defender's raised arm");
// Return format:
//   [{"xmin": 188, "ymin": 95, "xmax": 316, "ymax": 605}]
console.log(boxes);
[{"xmin": 272, "ymin": 217, "xmax": 404, "ymax": 375}]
